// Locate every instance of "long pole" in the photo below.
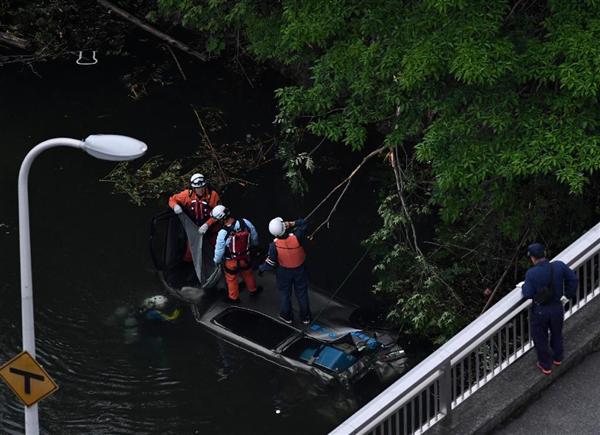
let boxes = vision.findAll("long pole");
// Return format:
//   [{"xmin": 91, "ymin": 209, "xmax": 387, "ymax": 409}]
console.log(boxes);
[{"xmin": 18, "ymin": 138, "xmax": 84, "ymax": 434}]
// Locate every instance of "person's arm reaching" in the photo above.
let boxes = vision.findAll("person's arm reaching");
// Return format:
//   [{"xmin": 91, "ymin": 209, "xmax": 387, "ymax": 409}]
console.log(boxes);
[
  {"xmin": 291, "ymin": 218, "xmax": 308, "ymax": 244},
  {"xmin": 168, "ymin": 190, "xmax": 188, "ymax": 210},
  {"xmin": 259, "ymin": 242, "xmax": 278, "ymax": 272}
]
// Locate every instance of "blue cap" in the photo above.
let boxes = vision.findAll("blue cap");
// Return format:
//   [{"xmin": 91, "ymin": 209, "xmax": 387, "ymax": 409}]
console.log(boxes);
[{"xmin": 527, "ymin": 243, "xmax": 545, "ymax": 259}]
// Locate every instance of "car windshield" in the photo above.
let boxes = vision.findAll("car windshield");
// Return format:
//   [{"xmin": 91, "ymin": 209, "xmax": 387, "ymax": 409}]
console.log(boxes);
[{"xmin": 213, "ymin": 308, "xmax": 297, "ymax": 349}]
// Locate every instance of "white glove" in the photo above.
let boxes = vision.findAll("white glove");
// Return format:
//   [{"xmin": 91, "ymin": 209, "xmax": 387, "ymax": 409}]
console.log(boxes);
[
  {"xmin": 173, "ymin": 204, "xmax": 183, "ymax": 214},
  {"xmin": 198, "ymin": 223, "xmax": 209, "ymax": 234}
]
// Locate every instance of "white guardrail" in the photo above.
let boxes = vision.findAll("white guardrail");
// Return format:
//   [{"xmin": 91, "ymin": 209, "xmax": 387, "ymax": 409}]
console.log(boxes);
[{"xmin": 331, "ymin": 221, "xmax": 600, "ymax": 435}]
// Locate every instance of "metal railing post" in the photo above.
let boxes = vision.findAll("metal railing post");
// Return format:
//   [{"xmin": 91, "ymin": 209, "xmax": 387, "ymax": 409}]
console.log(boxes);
[{"xmin": 439, "ymin": 359, "xmax": 452, "ymax": 431}]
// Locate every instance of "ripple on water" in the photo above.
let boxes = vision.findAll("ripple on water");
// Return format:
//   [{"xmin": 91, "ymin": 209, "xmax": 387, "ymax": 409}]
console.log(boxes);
[{"xmin": 29, "ymin": 304, "xmax": 218, "ymax": 434}]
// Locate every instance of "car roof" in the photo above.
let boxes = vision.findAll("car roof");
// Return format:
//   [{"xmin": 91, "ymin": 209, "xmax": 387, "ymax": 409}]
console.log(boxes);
[{"xmin": 193, "ymin": 273, "xmax": 362, "ymax": 343}]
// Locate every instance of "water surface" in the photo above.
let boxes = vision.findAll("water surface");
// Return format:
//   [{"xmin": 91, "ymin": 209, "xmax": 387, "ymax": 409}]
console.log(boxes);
[{"xmin": 0, "ymin": 57, "xmax": 386, "ymax": 434}]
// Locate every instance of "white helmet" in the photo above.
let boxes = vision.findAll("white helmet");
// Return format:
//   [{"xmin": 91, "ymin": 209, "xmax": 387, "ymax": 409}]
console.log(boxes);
[
  {"xmin": 269, "ymin": 217, "xmax": 286, "ymax": 237},
  {"xmin": 211, "ymin": 204, "xmax": 229, "ymax": 220},
  {"xmin": 190, "ymin": 173, "xmax": 206, "ymax": 188},
  {"xmin": 144, "ymin": 295, "xmax": 168, "ymax": 310}
]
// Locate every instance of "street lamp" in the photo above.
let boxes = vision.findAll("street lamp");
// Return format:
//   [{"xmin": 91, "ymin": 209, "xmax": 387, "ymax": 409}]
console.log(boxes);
[{"xmin": 17, "ymin": 135, "xmax": 147, "ymax": 434}]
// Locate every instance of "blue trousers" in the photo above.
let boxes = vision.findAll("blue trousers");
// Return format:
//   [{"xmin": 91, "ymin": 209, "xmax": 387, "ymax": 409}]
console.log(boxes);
[
  {"xmin": 276, "ymin": 265, "xmax": 311, "ymax": 321},
  {"xmin": 530, "ymin": 302, "xmax": 564, "ymax": 370}
]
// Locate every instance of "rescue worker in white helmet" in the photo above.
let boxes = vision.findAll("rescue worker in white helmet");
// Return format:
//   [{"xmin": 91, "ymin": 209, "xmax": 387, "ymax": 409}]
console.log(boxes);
[
  {"xmin": 168, "ymin": 172, "xmax": 222, "ymax": 248},
  {"xmin": 212, "ymin": 205, "xmax": 261, "ymax": 302},
  {"xmin": 259, "ymin": 217, "xmax": 312, "ymax": 325}
]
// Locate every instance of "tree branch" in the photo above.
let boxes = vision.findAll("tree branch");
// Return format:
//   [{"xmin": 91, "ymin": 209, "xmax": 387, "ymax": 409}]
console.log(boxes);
[
  {"xmin": 391, "ymin": 146, "xmax": 422, "ymax": 254},
  {"xmin": 305, "ymin": 145, "xmax": 387, "ymax": 224},
  {"xmin": 481, "ymin": 229, "xmax": 530, "ymax": 313},
  {"xmin": 0, "ymin": 31, "xmax": 30, "ymax": 50},
  {"xmin": 390, "ymin": 145, "xmax": 465, "ymax": 306},
  {"xmin": 97, "ymin": 0, "xmax": 206, "ymax": 62},
  {"xmin": 308, "ymin": 136, "xmax": 327, "ymax": 156},
  {"xmin": 190, "ymin": 106, "xmax": 228, "ymax": 184},
  {"xmin": 165, "ymin": 45, "xmax": 187, "ymax": 80},
  {"xmin": 308, "ymin": 179, "xmax": 352, "ymax": 239}
]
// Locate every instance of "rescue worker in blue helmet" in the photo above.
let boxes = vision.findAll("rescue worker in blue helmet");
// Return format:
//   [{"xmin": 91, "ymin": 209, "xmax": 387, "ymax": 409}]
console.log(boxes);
[
  {"xmin": 259, "ymin": 217, "xmax": 312, "ymax": 325},
  {"xmin": 521, "ymin": 243, "xmax": 578, "ymax": 375}
]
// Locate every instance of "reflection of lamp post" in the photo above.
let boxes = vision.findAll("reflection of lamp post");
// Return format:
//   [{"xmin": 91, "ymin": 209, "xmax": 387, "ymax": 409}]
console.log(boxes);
[{"xmin": 18, "ymin": 135, "xmax": 147, "ymax": 434}]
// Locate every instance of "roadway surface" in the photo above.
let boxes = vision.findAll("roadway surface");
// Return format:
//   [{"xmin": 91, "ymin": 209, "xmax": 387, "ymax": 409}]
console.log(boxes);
[{"xmin": 495, "ymin": 350, "xmax": 600, "ymax": 435}]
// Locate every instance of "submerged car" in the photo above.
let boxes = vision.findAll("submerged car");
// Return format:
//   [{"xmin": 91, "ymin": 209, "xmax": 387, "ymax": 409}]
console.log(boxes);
[{"xmin": 148, "ymin": 210, "xmax": 407, "ymax": 386}]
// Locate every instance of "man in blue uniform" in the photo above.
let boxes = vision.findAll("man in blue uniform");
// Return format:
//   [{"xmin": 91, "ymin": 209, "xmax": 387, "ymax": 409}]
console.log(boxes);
[{"xmin": 521, "ymin": 243, "xmax": 578, "ymax": 375}]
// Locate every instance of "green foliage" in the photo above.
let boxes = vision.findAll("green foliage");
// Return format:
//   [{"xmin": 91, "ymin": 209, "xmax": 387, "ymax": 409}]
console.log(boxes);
[
  {"xmin": 102, "ymin": 157, "xmax": 185, "ymax": 206},
  {"xmin": 143, "ymin": 0, "xmax": 600, "ymax": 343},
  {"xmin": 157, "ymin": 0, "xmax": 257, "ymax": 57},
  {"xmin": 103, "ymin": 107, "xmax": 274, "ymax": 205},
  {"xmin": 269, "ymin": 116, "xmax": 313, "ymax": 194},
  {"xmin": 365, "ymin": 169, "xmax": 466, "ymax": 343}
]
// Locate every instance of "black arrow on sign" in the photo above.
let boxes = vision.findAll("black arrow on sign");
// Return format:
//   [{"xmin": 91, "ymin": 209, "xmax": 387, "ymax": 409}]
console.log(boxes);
[{"xmin": 9, "ymin": 368, "xmax": 45, "ymax": 394}]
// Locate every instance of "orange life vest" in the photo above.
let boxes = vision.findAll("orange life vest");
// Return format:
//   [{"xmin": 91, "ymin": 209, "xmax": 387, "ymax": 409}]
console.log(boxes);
[{"xmin": 274, "ymin": 234, "xmax": 305, "ymax": 268}]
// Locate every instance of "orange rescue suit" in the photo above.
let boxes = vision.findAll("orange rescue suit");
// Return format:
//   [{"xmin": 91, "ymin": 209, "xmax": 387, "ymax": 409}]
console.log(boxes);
[
  {"xmin": 274, "ymin": 234, "xmax": 306, "ymax": 268},
  {"xmin": 168, "ymin": 188, "xmax": 221, "ymax": 227}
]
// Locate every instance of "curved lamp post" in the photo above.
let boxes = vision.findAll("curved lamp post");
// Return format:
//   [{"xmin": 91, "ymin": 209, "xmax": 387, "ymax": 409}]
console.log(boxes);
[{"xmin": 18, "ymin": 135, "xmax": 147, "ymax": 434}]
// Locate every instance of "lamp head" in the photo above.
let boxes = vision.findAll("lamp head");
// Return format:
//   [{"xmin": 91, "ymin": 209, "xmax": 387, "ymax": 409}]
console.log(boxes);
[{"xmin": 83, "ymin": 134, "xmax": 147, "ymax": 161}]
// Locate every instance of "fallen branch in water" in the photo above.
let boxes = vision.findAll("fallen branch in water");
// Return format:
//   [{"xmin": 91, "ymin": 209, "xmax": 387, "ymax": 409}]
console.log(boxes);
[{"xmin": 97, "ymin": 0, "xmax": 206, "ymax": 62}]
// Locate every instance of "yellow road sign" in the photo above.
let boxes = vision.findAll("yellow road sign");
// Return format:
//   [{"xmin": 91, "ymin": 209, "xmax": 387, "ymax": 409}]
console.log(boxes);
[{"xmin": 0, "ymin": 351, "xmax": 58, "ymax": 407}]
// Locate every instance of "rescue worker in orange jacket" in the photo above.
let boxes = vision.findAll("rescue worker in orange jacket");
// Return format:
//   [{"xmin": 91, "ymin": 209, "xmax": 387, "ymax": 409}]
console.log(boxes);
[
  {"xmin": 212, "ymin": 205, "xmax": 261, "ymax": 302},
  {"xmin": 259, "ymin": 217, "xmax": 312, "ymax": 325},
  {"xmin": 168, "ymin": 173, "xmax": 221, "ymax": 247}
]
